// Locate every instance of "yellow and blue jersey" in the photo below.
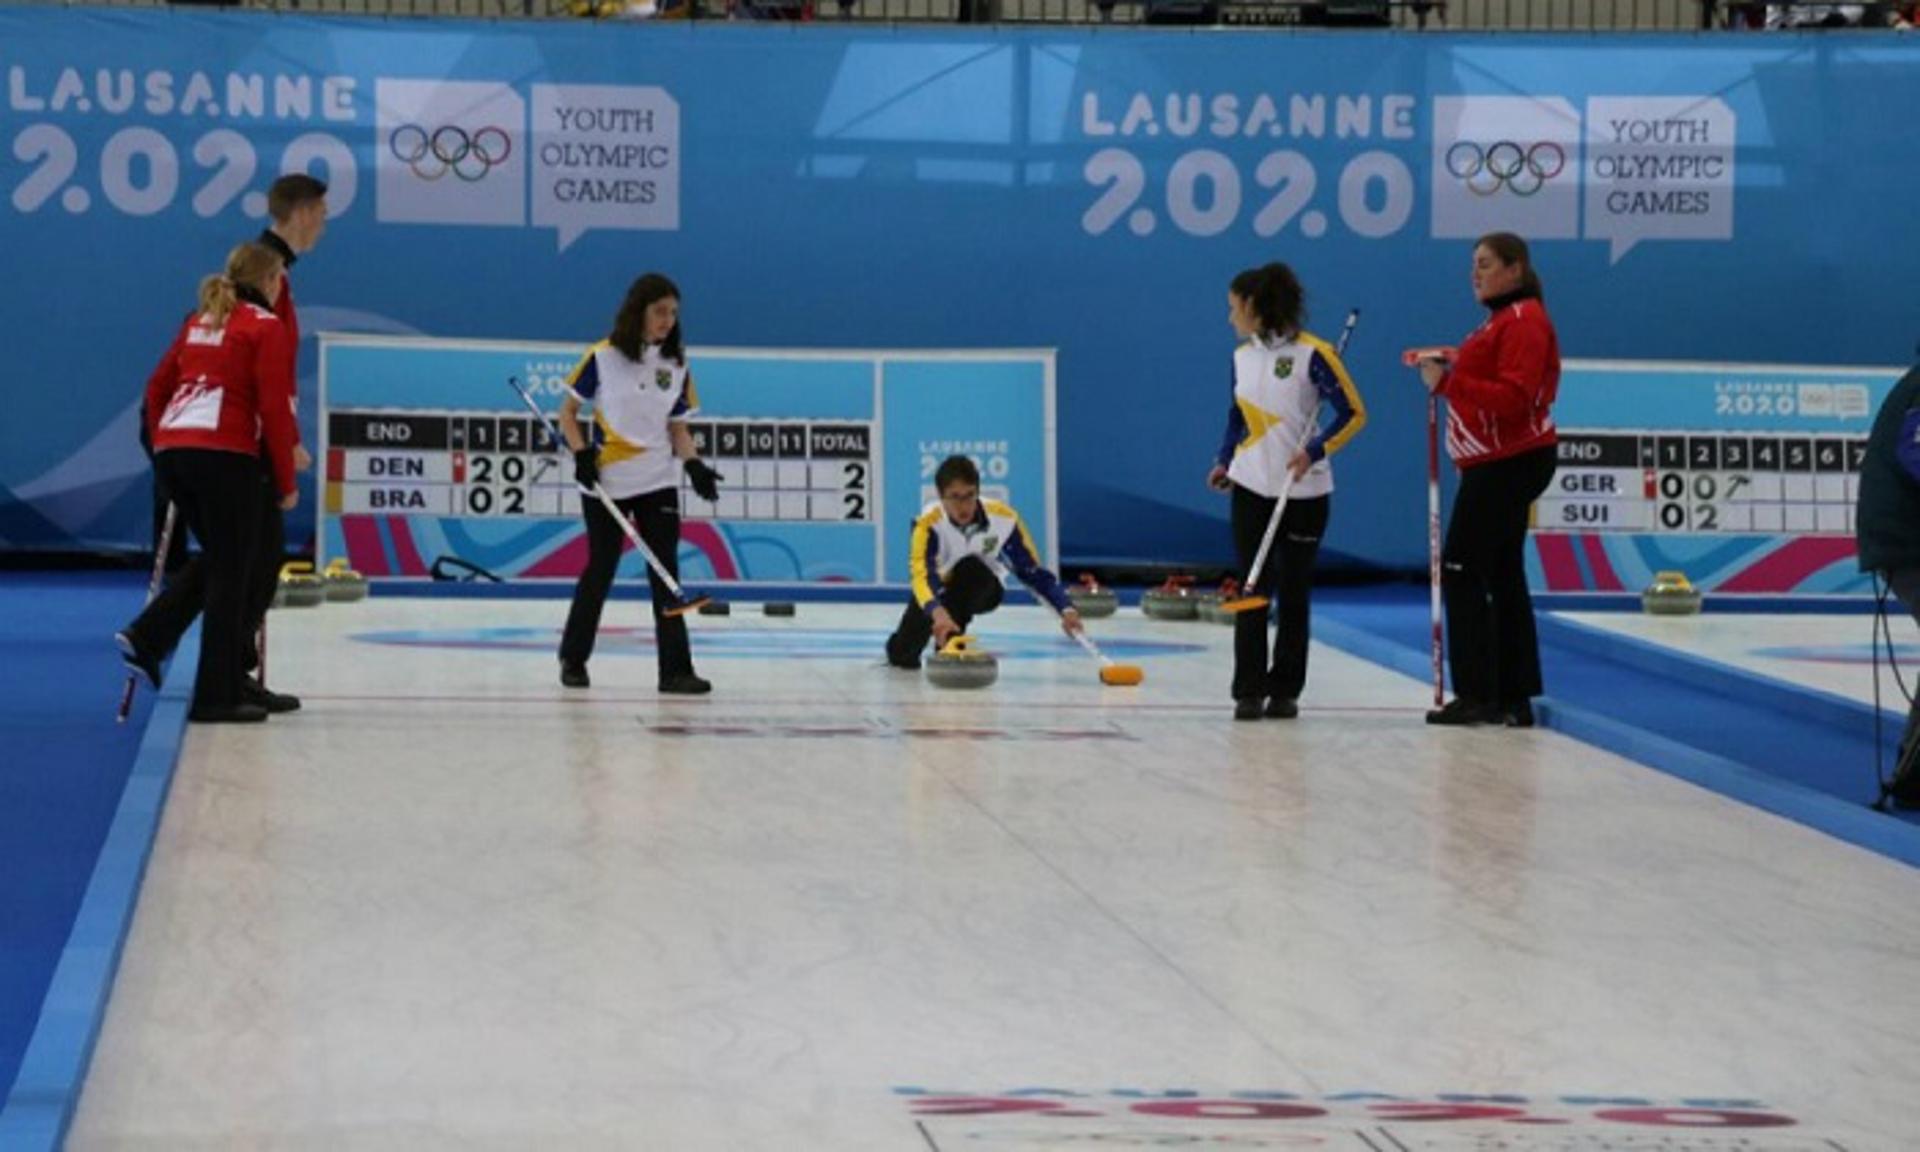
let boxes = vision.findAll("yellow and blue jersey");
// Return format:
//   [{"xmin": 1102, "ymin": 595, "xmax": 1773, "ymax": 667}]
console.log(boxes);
[
  {"xmin": 1215, "ymin": 330, "xmax": 1366, "ymax": 500},
  {"xmin": 908, "ymin": 498, "xmax": 1072, "ymax": 614},
  {"xmin": 566, "ymin": 340, "xmax": 699, "ymax": 499}
]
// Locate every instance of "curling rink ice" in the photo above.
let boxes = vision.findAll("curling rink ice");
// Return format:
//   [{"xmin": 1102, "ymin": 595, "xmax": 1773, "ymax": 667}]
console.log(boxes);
[
  {"xmin": 1558, "ymin": 610, "xmax": 1900, "ymax": 713},
  {"xmin": 66, "ymin": 597, "xmax": 1920, "ymax": 1151}
]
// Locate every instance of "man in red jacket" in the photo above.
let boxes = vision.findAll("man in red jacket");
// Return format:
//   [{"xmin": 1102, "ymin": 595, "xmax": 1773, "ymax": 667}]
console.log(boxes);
[{"xmin": 244, "ymin": 174, "xmax": 329, "ymax": 689}]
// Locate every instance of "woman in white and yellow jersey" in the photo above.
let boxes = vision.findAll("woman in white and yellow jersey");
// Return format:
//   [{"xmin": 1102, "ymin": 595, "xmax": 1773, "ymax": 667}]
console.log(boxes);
[
  {"xmin": 884, "ymin": 454, "xmax": 1081, "ymax": 669},
  {"xmin": 1206, "ymin": 263, "xmax": 1367, "ymax": 722},
  {"xmin": 555, "ymin": 273, "xmax": 724, "ymax": 694}
]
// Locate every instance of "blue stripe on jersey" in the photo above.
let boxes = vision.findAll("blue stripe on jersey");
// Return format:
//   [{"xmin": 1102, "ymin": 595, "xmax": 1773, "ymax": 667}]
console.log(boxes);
[{"xmin": 1216, "ymin": 357, "xmax": 1245, "ymax": 468}]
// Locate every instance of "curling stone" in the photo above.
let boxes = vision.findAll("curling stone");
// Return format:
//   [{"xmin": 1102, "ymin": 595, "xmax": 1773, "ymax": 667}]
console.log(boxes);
[
  {"xmin": 925, "ymin": 634, "xmax": 999, "ymax": 690},
  {"xmin": 763, "ymin": 602, "xmax": 797, "ymax": 618},
  {"xmin": 1197, "ymin": 579, "xmax": 1241, "ymax": 624},
  {"xmin": 1141, "ymin": 576, "xmax": 1198, "ymax": 621},
  {"xmin": 322, "ymin": 558, "xmax": 368, "ymax": 602},
  {"xmin": 278, "ymin": 561, "xmax": 326, "ymax": 608},
  {"xmin": 1642, "ymin": 569, "xmax": 1703, "ymax": 616},
  {"xmin": 698, "ymin": 601, "xmax": 732, "ymax": 617},
  {"xmin": 1067, "ymin": 574, "xmax": 1118, "ymax": 619}
]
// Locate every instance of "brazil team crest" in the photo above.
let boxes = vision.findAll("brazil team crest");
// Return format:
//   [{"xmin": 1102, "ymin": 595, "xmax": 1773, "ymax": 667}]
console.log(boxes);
[
  {"xmin": 655, "ymin": 369, "xmax": 674, "ymax": 390},
  {"xmin": 1274, "ymin": 357, "xmax": 1294, "ymax": 378}
]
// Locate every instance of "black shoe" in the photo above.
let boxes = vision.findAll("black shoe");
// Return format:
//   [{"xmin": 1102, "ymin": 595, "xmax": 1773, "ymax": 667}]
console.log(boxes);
[
  {"xmin": 884, "ymin": 635, "xmax": 923, "ymax": 671},
  {"xmin": 560, "ymin": 661, "xmax": 590, "ymax": 689},
  {"xmin": 1426, "ymin": 698, "xmax": 1494, "ymax": 726},
  {"xmin": 660, "ymin": 673, "xmax": 712, "ymax": 695},
  {"xmin": 1234, "ymin": 698, "xmax": 1264, "ymax": 721},
  {"xmin": 188, "ymin": 702, "xmax": 268, "ymax": 724},
  {"xmin": 1264, "ymin": 697, "xmax": 1299, "ymax": 720},
  {"xmin": 240, "ymin": 679, "xmax": 301, "ymax": 714},
  {"xmin": 1890, "ymin": 737, "xmax": 1920, "ymax": 809},
  {"xmin": 116, "ymin": 630, "xmax": 163, "ymax": 690},
  {"xmin": 1503, "ymin": 699, "xmax": 1535, "ymax": 728}
]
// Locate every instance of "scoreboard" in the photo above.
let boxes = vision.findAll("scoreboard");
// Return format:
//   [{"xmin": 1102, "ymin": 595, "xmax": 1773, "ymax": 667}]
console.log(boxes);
[
  {"xmin": 327, "ymin": 410, "xmax": 876, "ymax": 523},
  {"xmin": 1527, "ymin": 360, "xmax": 1895, "ymax": 597},
  {"xmin": 318, "ymin": 336, "xmax": 1055, "ymax": 586}
]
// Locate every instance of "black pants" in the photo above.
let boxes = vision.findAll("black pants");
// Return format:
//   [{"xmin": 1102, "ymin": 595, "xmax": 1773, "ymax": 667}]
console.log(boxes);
[
  {"xmin": 886, "ymin": 556, "xmax": 1003, "ymax": 667},
  {"xmin": 129, "ymin": 450, "xmax": 260, "ymax": 710},
  {"xmin": 1442, "ymin": 445, "xmax": 1556, "ymax": 706},
  {"xmin": 1886, "ymin": 568, "xmax": 1920, "ymax": 802},
  {"xmin": 152, "ymin": 469, "xmax": 190, "ymax": 576},
  {"xmin": 1231, "ymin": 483, "xmax": 1329, "ymax": 703},
  {"xmin": 130, "ymin": 461, "xmax": 284, "ymax": 677},
  {"xmin": 560, "ymin": 487, "xmax": 694, "ymax": 681}
]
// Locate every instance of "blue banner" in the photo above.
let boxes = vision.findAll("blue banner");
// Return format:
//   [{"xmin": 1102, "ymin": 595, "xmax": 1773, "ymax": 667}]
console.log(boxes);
[{"xmin": 3, "ymin": 11, "xmax": 1916, "ymax": 574}]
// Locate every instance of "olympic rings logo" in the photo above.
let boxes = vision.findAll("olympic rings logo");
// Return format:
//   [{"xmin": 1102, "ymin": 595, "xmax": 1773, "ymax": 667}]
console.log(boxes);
[
  {"xmin": 389, "ymin": 124, "xmax": 514, "ymax": 182},
  {"xmin": 1444, "ymin": 140, "xmax": 1566, "ymax": 197}
]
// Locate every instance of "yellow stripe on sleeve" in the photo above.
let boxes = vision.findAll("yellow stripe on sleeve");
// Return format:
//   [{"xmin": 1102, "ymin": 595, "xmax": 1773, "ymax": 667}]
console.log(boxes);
[
  {"xmin": 908, "ymin": 507, "xmax": 942, "ymax": 607},
  {"xmin": 1303, "ymin": 334, "xmax": 1368, "ymax": 457}
]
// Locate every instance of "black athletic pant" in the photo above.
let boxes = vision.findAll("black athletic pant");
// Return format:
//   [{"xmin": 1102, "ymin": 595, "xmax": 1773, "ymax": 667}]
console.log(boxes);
[
  {"xmin": 130, "ymin": 460, "xmax": 283, "ymax": 676},
  {"xmin": 1886, "ymin": 568, "xmax": 1920, "ymax": 801},
  {"xmin": 1230, "ymin": 483, "xmax": 1329, "ymax": 703},
  {"xmin": 886, "ymin": 556, "xmax": 1003, "ymax": 667},
  {"xmin": 152, "ymin": 470, "xmax": 190, "ymax": 576},
  {"xmin": 1442, "ymin": 444, "xmax": 1556, "ymax": 707},
  {"xmin": 131, "ymin": 450, "xmax": 260, "ymax": 711},
  {"xmin": 559, "ymin": 487, "xmax": 694, "ymax": 681}
]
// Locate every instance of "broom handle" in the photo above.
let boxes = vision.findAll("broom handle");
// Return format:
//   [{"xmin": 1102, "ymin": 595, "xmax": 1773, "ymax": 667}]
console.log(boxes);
[
  {"xmin": 1239, "ymin": 467, "xmax": 1295, "ymax": 596},
  {"xmin": 1072, "ymin": 627, "xmax": 1112, "ymax": 668}
]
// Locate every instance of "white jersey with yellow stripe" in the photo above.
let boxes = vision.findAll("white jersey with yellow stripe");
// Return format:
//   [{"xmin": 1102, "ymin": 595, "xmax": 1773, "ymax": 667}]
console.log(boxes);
[
  {"xmin": 566, "ymin": 340, "xmax": 698, "ymax": 500},
  {"xmin": 1222, "ymin": 331, "xmax": 1366, "ymax": 501},
  {"xmin": 908, "ymin": 498, "xmax": 1072, "ymax": 614}
]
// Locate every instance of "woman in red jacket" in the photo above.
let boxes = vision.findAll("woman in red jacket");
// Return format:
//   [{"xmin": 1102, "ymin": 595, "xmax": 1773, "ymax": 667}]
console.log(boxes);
[
  {"xmin": 1416, "ymin": 232, "xmax": 1560, "ymax": 728},
  {"xmin": 123, "ymin": 243, "xmax": 300, "ymax": 723}
]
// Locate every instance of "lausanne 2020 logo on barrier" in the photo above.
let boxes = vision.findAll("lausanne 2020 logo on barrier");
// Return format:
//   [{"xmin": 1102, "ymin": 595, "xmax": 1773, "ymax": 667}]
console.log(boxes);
[{"xmin": 1432, "ymin": 94, "xmax": 1737, "ymax": 263}]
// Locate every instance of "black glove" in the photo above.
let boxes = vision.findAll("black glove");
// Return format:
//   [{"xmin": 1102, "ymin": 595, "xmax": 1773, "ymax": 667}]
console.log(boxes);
[
  {"xmin": 685, "ymin": 458, "xmax": 724, "ymax": 502},
  {"xmin": 573, "ymin": 448, "xmax": 600, "ymax": 489}
]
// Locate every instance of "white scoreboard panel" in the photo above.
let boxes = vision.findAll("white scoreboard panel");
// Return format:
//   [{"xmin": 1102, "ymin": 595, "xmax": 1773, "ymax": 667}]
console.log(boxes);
[
  {"xmin": 327, "ymin": 410, "xmax": 875, "ymax": 524},
  {"xmin": 1525, "ymin": 360, "xmax": 1896, "ymax": 597},
  {"xmin": 1538, "ymin": 431, "xmax": 1865, "ymax": 536}
]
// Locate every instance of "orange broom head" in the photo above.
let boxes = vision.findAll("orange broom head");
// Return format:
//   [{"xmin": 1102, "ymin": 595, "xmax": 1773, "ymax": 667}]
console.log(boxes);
[
  {"xmin": 1219, "ymin": 594, "xmax": 1270, "ymax": 614},
  {"xmin": 664, "ymin": 595, "xmax": 713, "ymax": 617},
  {"xmin": 1099, "ymin": 664, "xmax": 1144, "ymax": 687}
]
